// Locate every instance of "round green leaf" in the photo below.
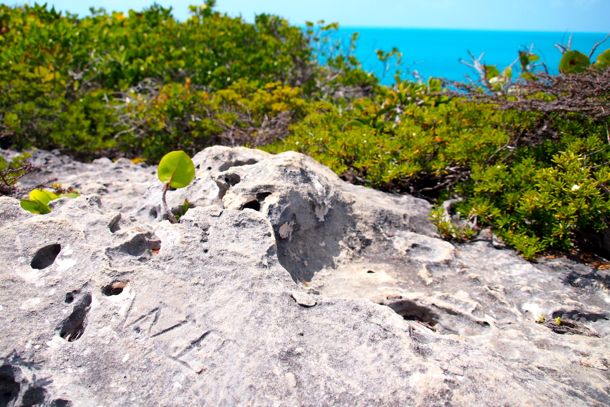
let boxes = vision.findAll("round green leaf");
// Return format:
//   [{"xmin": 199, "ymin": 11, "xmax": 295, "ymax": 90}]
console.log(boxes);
[
  {"xmin": 157, "ymin": 150, "xmax": 195, "ymax": 189},
  {"xmin": 559, "ymin": 50, "xmax": 590, "ymax": 74},
  {"xmin": 594, "ymin": 49, "xmax": 610, "ymax": 69}
]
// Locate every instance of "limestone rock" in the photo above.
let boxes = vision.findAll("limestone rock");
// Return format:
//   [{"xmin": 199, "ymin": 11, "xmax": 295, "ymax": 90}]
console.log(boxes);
[{"xmin": 0, "ymin": 147, "xmax": 609, "ymax": 406}]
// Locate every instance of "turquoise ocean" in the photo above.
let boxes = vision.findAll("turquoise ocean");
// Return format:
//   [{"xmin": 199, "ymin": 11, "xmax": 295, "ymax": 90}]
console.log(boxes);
[{"xmin": 332, "ymin": 28, "xmax": 608, "ymax": 83}]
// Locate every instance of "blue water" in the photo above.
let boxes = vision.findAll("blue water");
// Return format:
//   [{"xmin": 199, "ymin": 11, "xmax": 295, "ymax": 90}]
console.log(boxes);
[{"xmin": 330, "ymin": 28, "xmax": 608, "ymax": 83}]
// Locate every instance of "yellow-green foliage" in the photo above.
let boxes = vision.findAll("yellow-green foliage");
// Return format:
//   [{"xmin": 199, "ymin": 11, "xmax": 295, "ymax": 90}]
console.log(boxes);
[
  {"xmin": 0, "ymin": 3, "xmax": 355, "ymax": 158},
  {"xmin": 120, "ymin": 79, "xmax": 307, "ymax": 160},
  {"xmin": 464, "ymin": 134, "xmax": 610, "ymax": 259},
  {"xmin": 266, "ymin": 82, "xmax": 523, "ymax": 191}
]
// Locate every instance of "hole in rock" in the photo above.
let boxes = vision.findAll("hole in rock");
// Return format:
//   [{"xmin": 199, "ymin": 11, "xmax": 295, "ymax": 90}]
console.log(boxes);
[
  {"xmin": 0, "ymin": 365, "xmax": 21, "ymax": 406},
  {"xmin": 149, "ymin": 240, "xmax": 161, "ymax": 255},
  {"xmin": 367, "ymin": 270, "xmax": 375, "ymax": 274},
  {"xmin": 385, "ymin": 299, "xmax": 439, "ymax": 330},
  {"xmin": 59, "ymin": 293, "xmax": 92, "ymax": 342},
  {"xmin": 551, "ymin": 309, "xmax": 608, "ymax": 322},
  {"xmin": 256, "ymin": 191, "xmax": 272, "ymax": 201},
  {"xmin": 218, "ymin": 159, "xmax": 258, "ymax": 172},
  {"xmin": 31, "ymin": 244, "xmax": 61, "ymax": 270},
  {"xmin": 108, "ymin": 214, "xmax": 122, "ymax": 233},
  {"xmin": 223, "ymin": 173, "xmax": 241, "ymax": 186},
  {"xmin": 51, "ymin": 399, "xmax": 73, "ymax": 407},
  {"xmin": 22, "ymin": 385, "xmax": 48, "ymax": 406},
  {"xmin": 64, "ymin": 292, "xmax": 75, "ymax": 304},
  {"xmin": 102, "ymin": 281, "xmax": 128, "ymax": 296},
  {"xmin": 241, "ymin": 200, "xmax": 260, "ymax": 212},
  {"xmin": 564, "ymin": 271, "xmax": 610, "ymax": 290},
  {"xmin": 110, "ymin": 234, "xmax": 160, "ymax": 258},
  {"xmin": 240, "ymin": 192, "xmax": 271, "ymax": 212},
  {"xmin": 149, "ymin": 208, "xmax": 158, "ymax": 219},
  {"xmin": 203, "ymin": 248, "xmax": 209, "ymax": 254}
]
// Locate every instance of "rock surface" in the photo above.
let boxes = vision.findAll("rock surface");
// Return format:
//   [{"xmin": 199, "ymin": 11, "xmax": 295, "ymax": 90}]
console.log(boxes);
[{"xmin": 1, "ymin": 146, "xmax": 609, "ymax": 407}]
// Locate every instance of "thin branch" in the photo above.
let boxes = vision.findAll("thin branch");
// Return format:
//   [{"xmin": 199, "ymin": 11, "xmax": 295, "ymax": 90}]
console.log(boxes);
[{"xmin": 589, "ymin": 34, "xmax": 610, "ymax": 59}]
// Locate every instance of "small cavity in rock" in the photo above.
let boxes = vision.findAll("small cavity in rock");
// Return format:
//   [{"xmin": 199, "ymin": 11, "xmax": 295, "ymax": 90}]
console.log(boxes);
[
  {"xmin": 224, "ymin": 173, "xmax": 241, "ymax": 186},
  {"xmin": 59, "ymin": 293, "xmax": 92, "ymax": 342},
  {"xmin": 108, "ymin": 214, "xmax": 122, "ymax": 233},
  {"xmin": 31, "ymin": 244, "xmax": 62, "ymax": 270},
  {"xmin": 102, "ymin": 281, "xmax": 128, "ymax": 296},
  {"xmin": 241, "ymin": 200, "xmax": 261, "ymax": 211},
  {"xmin": 385, "ymin": 299, "xmax": 439, "ymax": 330}
]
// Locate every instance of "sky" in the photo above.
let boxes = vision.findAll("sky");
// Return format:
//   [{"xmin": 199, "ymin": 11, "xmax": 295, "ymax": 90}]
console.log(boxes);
[{"xmin": 9, "ymin": 0, "xmax": 610, "ymax": 32}]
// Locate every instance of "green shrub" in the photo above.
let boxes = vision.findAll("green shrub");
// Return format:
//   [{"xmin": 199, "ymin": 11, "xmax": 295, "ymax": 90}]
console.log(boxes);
[
  {"xmin": 0, "ymin": 153, "xmax": 33, "ymax": 196},
  {"xmin": 118, "ymin": 79, "xmax": 307, "ymax": 161},
  {"xmin": 266, "ymin": 81, "xmax": 528, "ymax": 194}
]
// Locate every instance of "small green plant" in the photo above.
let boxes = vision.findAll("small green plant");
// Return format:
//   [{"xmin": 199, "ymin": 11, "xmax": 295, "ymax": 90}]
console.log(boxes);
[
  {"xmin": 174, "ymin": 199, "xmax": 192, "ymax": 222},
  {"xmin": 0, "ymin": 153, "xmax": 33, "ymax": 195},
  {"xmin": 536, "ymin": 314, "xmax": 546, "ymax": 324},
  {"xmin": 554, "ymin": 316, "xmax": 562, "ymax": 326},
  {"xmin": 429, "ymin": 205, "xmax": 477, "ymax": 242},
  {"xmin": 157, "ymin": 150, "xmax": 195, "ymax": 223},
  {"xmin": 20, "ymin": 187, "xmax": 79, "ymax": 214}
]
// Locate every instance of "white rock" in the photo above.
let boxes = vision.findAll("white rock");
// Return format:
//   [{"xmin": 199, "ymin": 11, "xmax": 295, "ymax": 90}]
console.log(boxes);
[{"xmin": 0, "ymin": 147, "xmax": 608, "ymax": 406}]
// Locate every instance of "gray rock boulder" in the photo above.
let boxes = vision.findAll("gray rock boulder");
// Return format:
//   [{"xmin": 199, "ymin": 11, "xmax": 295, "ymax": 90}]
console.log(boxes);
[{"xmin": 0, "ymin": 147, "xmax": 608, "ymax": 406}]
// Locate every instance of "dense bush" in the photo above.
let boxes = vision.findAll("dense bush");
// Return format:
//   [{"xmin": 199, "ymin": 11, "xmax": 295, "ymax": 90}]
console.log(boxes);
[
  {"xmin": 119, "ymin": 79, "xmax": 307, "ymax": 160},
  {"xmin": 0, "ymin": 2, "xmax": 374, "ymax": 159},
  {"xmin": 0, "ymin": 3, "xmax": 608, "ymax": 260}
]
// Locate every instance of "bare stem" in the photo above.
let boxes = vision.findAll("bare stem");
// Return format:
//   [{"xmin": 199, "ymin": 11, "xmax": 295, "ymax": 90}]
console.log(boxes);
[
  {"xmin": 588, "ymin": 34, "xmax": 609, "ymax": 59},
  {"xmin": 161, "ymin": 182, "xmax": 177, "ymax": 223}
]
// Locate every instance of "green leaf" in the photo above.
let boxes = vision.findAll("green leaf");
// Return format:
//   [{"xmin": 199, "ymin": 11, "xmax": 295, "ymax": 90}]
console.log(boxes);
[
  {"xmin": 29, "ymin": 189, "xmax": 59, "ymax": 206},
  {"xmin": 20, "ymin": 188, "xmax": 78, "ymax": 215},
  {"xmin": 157, "ymin": 150, "xmax": 196, "ymax": 188},
  {"xmin": 559, "ymin": 50, "xmax": 590, "ymax": 74},
  {"xmin": 483, "ymin": 65, "xmax": 500, "ymax": 81},
  {"xmin": 518, "ymin": 51, "xmax": 530, "ymax": 69},
  {"xmin": 594, "ymin": 49, "xmax": 610, "ymax": 69},
  {"xmin": 20, "ymin": 199, "xmax": 51, "ymax": 214}
]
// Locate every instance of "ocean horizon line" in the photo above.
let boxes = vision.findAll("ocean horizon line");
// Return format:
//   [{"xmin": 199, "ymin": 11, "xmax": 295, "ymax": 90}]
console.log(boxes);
[{"xmin": 303, "ymin": 25, "xmax": 609, "ymax": 36}]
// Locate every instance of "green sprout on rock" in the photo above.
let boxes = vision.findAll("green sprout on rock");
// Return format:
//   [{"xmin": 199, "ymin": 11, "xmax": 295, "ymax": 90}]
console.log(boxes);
[
  {"xmin": 20, "ymin": 188, "xmax": 79, "ymax": 214},
  {"xmin": 157, "ymin": 150, "xmax": 195, "ymax": 223}
]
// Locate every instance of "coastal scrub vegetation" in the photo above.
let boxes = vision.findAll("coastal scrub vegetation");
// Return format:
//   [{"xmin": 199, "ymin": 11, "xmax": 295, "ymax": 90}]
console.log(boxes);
[{"xmin": 0, "ymin": 2, "xmax": 608, "ymax": 260}]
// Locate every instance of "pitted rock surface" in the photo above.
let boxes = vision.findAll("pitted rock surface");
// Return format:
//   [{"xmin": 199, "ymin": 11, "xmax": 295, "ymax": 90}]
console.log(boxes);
[{"xmin": 0, "ymin": 146, "xmax": 608, "ymax": 406}]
